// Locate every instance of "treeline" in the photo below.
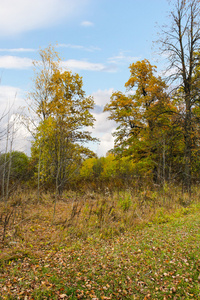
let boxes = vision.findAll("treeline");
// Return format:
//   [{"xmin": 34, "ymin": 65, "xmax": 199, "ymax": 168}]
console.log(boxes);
[
  {"xmin": 1, "ymin": 0, "xmax": 200, "ymax": 199},
  {"xmin": 0, "ymin": 152, "xmax": 143, "ymax": 196}
]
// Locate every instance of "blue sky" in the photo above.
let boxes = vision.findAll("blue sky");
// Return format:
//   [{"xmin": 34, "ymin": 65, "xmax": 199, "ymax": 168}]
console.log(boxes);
[{"xmin": 0, "ymin": 0, "xmax": 170, "ymax": 156}]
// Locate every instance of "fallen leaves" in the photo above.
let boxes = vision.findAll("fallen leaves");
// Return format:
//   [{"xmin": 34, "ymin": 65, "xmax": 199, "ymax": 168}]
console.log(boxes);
[{"xmin": 0, "ymin": 204, "xmax": 200, "ymax": 299}]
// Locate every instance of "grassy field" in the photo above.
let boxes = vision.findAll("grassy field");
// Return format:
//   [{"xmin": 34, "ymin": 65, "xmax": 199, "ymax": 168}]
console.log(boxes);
[{"xmin": 0, "ymin": 188, "xmax": 200, "ymax": 299}]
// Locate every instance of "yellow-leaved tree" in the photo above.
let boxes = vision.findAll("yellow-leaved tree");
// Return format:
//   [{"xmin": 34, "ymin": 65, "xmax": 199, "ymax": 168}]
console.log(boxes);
[
  {"xmin": 30, "ymin": 45, "xmax": 96, "ymax": 196},
  {"xmin": 104, "ymin": 59, "xmax": 180, "ymax": 184}
]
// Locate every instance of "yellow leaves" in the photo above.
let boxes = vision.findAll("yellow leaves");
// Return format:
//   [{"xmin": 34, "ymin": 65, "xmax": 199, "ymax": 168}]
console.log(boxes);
[
  {"xmin": 104, "ymin": 59, "xmax": 172, "ymax": 163},
  {"xmin": 30, "ymin": 45, "xmax": 96, "ymax": 190},
  {"xmin": 125, "ymin": 59, "xmax": 156, "ymax": 89},
  {"xmin": 80, "ymin": 157, "xmax": 96, "ymax": 178},
  {"xmin": 105, "ymin": 60, "xmax": 168, "ymax": 129},
  {"xmin": 125, "ymin": 59, "xmax": 167, "ymax": 109},
  {"xmin": 29, "ymin": 45, "xmax": 62, "ymax": 120},
  {"xmin": 48, "ymin": 69, "xmax": 83, "ymax": 117},
  {"xmin": 33, "ymin": 44, "xmax": 61, "ymax": 72}
]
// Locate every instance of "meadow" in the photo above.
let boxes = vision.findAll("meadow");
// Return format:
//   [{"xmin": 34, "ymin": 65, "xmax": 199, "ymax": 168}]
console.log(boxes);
[{"xmin": 0, "ymin": 186, "xmax": 200, "ymax": 299}]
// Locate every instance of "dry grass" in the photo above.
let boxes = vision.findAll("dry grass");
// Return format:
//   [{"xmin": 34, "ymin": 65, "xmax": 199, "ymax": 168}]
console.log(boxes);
[
  {"xmin": 0, "ymin": 184, "xmax": 199, "ymax": 251},
  {"xmin": 0, "ymin": 185, "xmax": 200, "ymax": 299}
]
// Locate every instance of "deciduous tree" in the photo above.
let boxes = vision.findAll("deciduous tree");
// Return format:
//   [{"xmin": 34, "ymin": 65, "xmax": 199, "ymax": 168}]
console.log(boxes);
[
  {"xmin": 159, "ymin": 0, "xmax": 200, "ymax": 192},
  {"xmin": 30, "ymin": 46, "xmax": 96, "ymax": 195},
  {"xmin": 104, "ymin": 59, "xmax": 175, "ymax": 183}
]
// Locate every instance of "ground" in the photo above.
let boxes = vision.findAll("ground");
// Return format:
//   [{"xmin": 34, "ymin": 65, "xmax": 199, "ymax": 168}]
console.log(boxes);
[{"xmin": 0, "ymin": 191, "xmax": 200, "ymax": 299}]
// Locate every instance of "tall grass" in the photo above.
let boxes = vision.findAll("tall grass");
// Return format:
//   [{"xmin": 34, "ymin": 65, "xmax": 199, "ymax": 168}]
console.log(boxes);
[{"xmin": 0, "ymin": 183, "xmax": 199, "ymax": 249}]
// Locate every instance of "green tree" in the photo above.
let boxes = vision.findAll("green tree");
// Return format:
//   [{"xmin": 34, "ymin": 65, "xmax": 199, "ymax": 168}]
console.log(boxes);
[{"xmin": 0, "ymin": 151, "xmax": 30, "ymax": 198}]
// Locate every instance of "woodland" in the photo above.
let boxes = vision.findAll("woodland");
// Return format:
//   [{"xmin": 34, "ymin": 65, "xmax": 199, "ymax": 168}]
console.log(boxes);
[{"xmin": 0, "ymin": 0, "xmax": 200, "ymax": 299}]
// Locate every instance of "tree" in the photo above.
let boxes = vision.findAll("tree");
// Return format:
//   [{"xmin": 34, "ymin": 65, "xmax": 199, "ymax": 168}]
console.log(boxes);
[
  {"xmin": 0, "ymin": 151, "xmax": 30, "ymax": 198},
  {"xmin": 159, "ymin": 0, "xmax": 200, "ymax": 193},
  {"xmin": 30, "ymin": 46, "xmax": 96, "ymax": 195},
  {"xmin": 28, "ymin": 44, "xmax": 60, "ymax": 121},
  {"xmin": 104, "ymin": 59, "xmax": 176, "ymax": 183}
]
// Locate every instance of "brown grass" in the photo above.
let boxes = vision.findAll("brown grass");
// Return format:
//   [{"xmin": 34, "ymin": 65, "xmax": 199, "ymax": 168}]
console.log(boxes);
[
  {"xmin": 0, "ymin": 185, "xmax": 200, "ymax": 299},
  {"xmin": 0, "ymin": 184, "xmax": 198, "ymax": 253}
]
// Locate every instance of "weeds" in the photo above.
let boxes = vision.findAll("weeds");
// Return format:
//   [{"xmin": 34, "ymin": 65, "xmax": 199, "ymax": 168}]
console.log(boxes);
[{"xmin": 0, "ymin": 185, "xmax": 199, "ymax": 299}]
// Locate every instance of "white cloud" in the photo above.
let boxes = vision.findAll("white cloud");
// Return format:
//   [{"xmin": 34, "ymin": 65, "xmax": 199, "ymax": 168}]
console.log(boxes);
[
  {"xmin": 0, "ymin": 48, "xmax": 36, "ymax": 53},
  {"xmin": 0, "ymin": 85, "xmax": 116, "ymax": 156},
  {"xmin": 88, "ymin": 88, "xmax": 117, "ymax": 156},
  {"xmin": 0, "ymin": 55, "xmax": 116, "ymax": 72},
  {"xmin": 92, "ymin": 88, "xmax": 114, "ymax": 107},
  {"xmin": 108, "ymin": 51, "xmax": 140, "ymax": 64},
  {"xmin": 0, "ymin": 45, "xmax": 101, "ymax": 53},
  {"xmin": 0, "ymin": 56, "xmax": 33, "ymax": 69},
  {"xmin": 97, "ymin": 132, "xmax": 115, "ymax": 157},
  {"xmin": 0, "ymin": 0, "xmax": 91, "ymax": 36},
  {"xmin": 57, "ymin": 43, "xmax": 100, "ymax": 52},
  {"xmin": 0, "ymin": 86, "xmax": 24, "ymax": 111},
  {"xmin": 4, "ymin": 114, "xmax": 33, "ymax": 155},
  {"xmin": 160, "ymin": 66, "xmax": 180, "ymax": 78},
  {"xmin": 81, "ymin": 21, "xmax": 94, "ymax": 27},
  {"xmin": 62, "ymin": 59, "xmax": 116, "ymax": 72},
  {"xmin": 90, "ymin": 112, "xmax": 116, "ymax": 156},
  {"xmin": 0, "ymin": 86, "xmax": 25, "ymax": 126},
  {"xmin": 0, "ymin": 86, "xmax": 32, "ymax": 154},
  {"xmin": 92, "ymin": 111, "xmax": 116, "ymax": 134}
]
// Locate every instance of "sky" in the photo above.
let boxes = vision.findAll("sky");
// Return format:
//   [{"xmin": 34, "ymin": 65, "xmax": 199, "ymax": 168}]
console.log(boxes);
[{"xmin": 0, "ymin": 0, "xmax": 171, "ymax": 156}]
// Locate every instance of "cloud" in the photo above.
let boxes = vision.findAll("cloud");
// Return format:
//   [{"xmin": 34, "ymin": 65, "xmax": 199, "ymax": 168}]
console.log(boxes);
[
  {"xmin": 0, "ymin": 86, "xmax": 24, "ymax": 110},
  {"xmin": 0, "ymin": 0, "xmax": 91, "ymax": 36},
  {"xmin": 0, "ymin": 45, "xmax": 101, "ymax": 53},
  {"xmin": 0, "ymin": 56, "xmax": 33, "ymax": 69},
  {"xmin": 0, "ymin": 48, "xmax": 36, "ymax": 53},
  {"xmin": 57, "ymin": 43, "xmax": 100, "ymax": 52},
  {"xmin": 0, "ymin": 86, "xmax": 34, "ymax": 154},
  {"xmin": 97, "ymin": 132, "xmax": 115, "ymax": 157},
  {"xmin": 92, "ymin": 88, "xmax": 114, "ymax": 107},
  {"xmin": 62, "ymin": 59, "xmax": 117, "ymax": 72},
  {"xmin": 88, "ymin": 88, "xmax": 117, "ymax": 156},
  {"xmin": 81, "ymin": 21, "xmax": 94, "ymax": 27},
  {"xmin": 108, "ymin": 51, "xmax": 140, "ymax": 64},
  {"xmin": 3, "ymin": 113, "xmax": 33, "ymax": 155},
  {"xmin": 0, "ymin": 55, "xmax": 116, "ymax": 72},
  {"xmin": 0, "ymin": 85, "xmax": 31, "ymax": 153},
  {"xmin": 90, "ymin": 112, "xmax": 116, "ymax": 156},
  {"xmin": 160, "ymin": 66, "xmax": 180, "ymax": 78},
  {"xmin": 0, "ymin": 85, "xmax": 116, "ymax": 156},
  {"xmin": 93, "ymin": 111, "xmax": 116, "ymax": 134}
]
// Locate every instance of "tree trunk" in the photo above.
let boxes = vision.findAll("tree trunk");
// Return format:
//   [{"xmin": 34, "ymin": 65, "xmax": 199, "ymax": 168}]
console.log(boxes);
[{"xmin": 184, "ymin": 97, "xmax": 192, "ymax": 195}]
